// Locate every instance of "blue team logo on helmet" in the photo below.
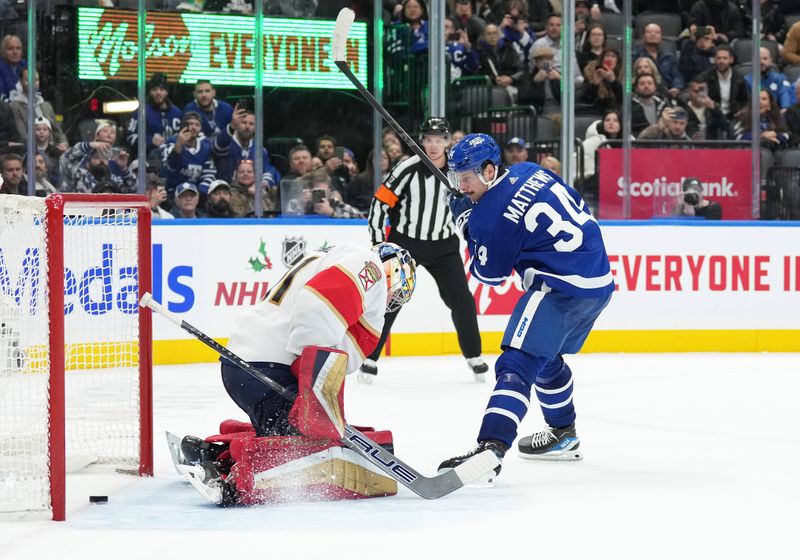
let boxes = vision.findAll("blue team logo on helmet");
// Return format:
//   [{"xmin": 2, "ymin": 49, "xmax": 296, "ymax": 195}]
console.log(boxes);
[{"xmin": 448, "ymin": 133, "xmax": 501, "ymax": 174}]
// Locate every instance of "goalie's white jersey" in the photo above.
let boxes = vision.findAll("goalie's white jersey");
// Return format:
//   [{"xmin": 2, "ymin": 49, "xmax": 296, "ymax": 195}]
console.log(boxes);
[{"xmin": 227, "ymin": 244, "xmax": 386, "ymax": 374}]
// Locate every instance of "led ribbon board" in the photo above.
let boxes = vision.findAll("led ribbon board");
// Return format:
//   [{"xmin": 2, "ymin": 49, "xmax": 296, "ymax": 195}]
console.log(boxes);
[{"xmin": 77, "ymin": 7, "xmax": 368, "ymax": 89}]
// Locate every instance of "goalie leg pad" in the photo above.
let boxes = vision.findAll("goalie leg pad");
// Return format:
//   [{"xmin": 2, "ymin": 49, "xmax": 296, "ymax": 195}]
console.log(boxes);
[
  {"xmin": 288, "ymin": 347, "xmax": 348, "ymax": 440},
  {"xmin": 229, "ymin": 431, "xmax": 397, "ymax": 505}
]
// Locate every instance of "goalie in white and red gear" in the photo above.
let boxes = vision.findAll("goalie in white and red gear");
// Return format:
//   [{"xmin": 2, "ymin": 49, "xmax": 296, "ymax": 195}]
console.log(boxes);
[{"xmin": 179, "ymin": 242, "xmax": 416, "ymax": 505}]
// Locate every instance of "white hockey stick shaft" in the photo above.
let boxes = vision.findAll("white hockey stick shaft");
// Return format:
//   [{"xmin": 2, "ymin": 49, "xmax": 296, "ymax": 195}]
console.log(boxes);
[
  {"xmin": 139, "ymin": 293, "xmax": 499, "ymax": 498},
  {"xmin": 332, "ymin": 8, "xmax": 462, "ymax": 197}
]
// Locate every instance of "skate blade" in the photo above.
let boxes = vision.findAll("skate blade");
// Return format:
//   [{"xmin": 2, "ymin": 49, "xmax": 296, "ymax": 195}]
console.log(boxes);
[
  {"xmin": 182, "ymin": 465, "xmax": 223, "ymax": 505},
  {"xmin": 473, "ymin": 372, "xmax": 486, "ymax": 383},
  {"xmin": 518, "ymin": 449, "xmax": 583, "ymax": 461},
  {"xmin": 356, "ymin": 372, "xmax": 374, "ymax": 384}
]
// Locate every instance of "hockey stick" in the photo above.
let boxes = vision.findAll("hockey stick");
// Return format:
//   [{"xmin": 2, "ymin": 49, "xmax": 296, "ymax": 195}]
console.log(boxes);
[
  {"xmin": 332, "ymin": 8, "xmax": 462, "ymax": 198},
  {"xmin": 140, "ymin": 293, "xmax": 498, "ymax": 499}
]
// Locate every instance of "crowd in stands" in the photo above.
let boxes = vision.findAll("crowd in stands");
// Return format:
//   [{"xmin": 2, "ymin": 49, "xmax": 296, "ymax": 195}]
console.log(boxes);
[{"xmin": 4, "ymin": 0, "xmax": 800, "ymax": 219}]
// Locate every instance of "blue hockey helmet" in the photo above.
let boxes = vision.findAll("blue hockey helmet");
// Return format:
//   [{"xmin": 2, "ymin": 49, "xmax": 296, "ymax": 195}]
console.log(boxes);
[
  {"xmin": 374, "ymin": 242, "xmax": 417, "ymax": 313},
  {"xmin": 448, "ymin": 133, "xmax": 501, "ymax": 174}
]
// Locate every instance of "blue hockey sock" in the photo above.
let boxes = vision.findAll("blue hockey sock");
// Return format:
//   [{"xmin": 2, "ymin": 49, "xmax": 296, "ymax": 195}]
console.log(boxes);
[
  {"xmin": 477, "ymin": 349, "xmax": 547, "ymax": 448},
  {"xmin": 534, "ymin": 356, "xmax": 576, "ymax": 428}
]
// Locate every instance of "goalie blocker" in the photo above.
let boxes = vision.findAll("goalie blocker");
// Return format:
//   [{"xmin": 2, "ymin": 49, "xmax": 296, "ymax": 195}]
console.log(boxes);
[{"xmin": 181, "ymin": 347, "xmax": 398, "ymax": 505}]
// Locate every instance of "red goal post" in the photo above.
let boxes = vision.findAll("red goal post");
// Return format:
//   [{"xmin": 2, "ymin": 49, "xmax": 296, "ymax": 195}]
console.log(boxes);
[{"xmin": 0, "ymin": 193, "xmax": 153, "ymax": 521}]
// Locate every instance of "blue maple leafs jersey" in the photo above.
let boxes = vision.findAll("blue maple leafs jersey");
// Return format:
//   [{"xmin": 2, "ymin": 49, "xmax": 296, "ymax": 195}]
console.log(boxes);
[{"xmin": 466, "ymin": 162, "xmax": 614, "ymax": 298}]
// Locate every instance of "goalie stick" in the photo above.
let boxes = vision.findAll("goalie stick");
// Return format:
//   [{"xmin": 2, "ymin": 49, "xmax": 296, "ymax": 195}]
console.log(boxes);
[
  {"xmin": 332, "ymin": 8, "xmax": 462, "ymax": 198},
  {"xmin": 140, "ymin": 293, "xmax": 499, "ymax": 499}
]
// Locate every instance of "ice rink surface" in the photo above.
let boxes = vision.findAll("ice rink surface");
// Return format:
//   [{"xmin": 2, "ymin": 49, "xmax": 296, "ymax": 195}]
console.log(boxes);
[{"xmin": 1, "ymin": 353, "xmax": 798, "ymax": 560}]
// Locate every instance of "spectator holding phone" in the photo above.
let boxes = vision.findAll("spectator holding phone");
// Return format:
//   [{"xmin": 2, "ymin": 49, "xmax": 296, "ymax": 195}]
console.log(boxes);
[
  {"xmin": 638, "ymin": 106, "xmax": 692, "ymax": 141},
  {"xmin": 499, "ymin": 2, "xmax": 537, "ymax": 71},
  {"xmin": 445, "ymin": 16, "xmax": 479, "ymax": 81},
  {"xmin": 213, "ymin": 101, "xmax": 281, "ymax": 187},
  {"xmin": 580, "ymin": 48, "xmax": 623, "ymax": 112},
  {"xmin": 687, "ymin": 0, "xmax": 745, "ymax": 44},
  {"xmin": 304, "ymin": 172, "xmax": 364, "ymax": 218},
  {"xmin": 519, "ymin": 46, "xmax": 561, "ymax": 116},
  {"xmin": 160, "ymin": 111, "xmax": 216, "ymax": 194},
  {"xmin": 686, "ymin": 76, "xmax": 731, "ymax": 139},
  {"xmin": 60, "ymin": 121, "xmax": 135, "ymax": 193}
]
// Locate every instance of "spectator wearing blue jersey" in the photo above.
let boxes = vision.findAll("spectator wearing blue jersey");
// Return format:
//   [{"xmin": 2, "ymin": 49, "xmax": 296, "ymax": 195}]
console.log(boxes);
[
  {"xmin": 160, "ymin": 111, "xmax": 217, "ymax": 194},
  {"xmin": 0, "ymin": 35, "xmax": 26, "ymax": 102},
  {"xmin": 398, "ymin": 0, "xmax": 428, "ymax": 54},
  {"xmin": 744, "ymin": 47, "xmax": 797, "ymax": 111},
  {"xmin": 126, "ymin": 72, "xmax": 183, "ymax": 161},
  {"xmin": 183, "ymin": 80, "xmax": 233, "ymax": 140},
  {"xmin": 213, "ymin": 104, "xmax": 280, "ymax": 187},
  {"xmin": 439, "ymin": 133, "xmax": 614, "ymax": 480},
  {"xmin": 498, "ymin": 4, "xmax": 536, "ymax": 72},
  {"xmin": 445, "ymin": 17, "xmax": 479, "ymax": 81}
]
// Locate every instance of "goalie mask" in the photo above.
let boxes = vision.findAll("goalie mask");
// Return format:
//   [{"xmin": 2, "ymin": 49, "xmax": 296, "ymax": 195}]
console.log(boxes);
[{"xmin": 374, "ymin": 243, "xmax": 416, "ymax": 313}]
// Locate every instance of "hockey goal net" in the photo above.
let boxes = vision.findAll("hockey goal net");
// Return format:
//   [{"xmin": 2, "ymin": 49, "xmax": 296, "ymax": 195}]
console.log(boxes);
[{"xmin": 0, "ymin": 193, "xmax": 152, "ymax": 521}]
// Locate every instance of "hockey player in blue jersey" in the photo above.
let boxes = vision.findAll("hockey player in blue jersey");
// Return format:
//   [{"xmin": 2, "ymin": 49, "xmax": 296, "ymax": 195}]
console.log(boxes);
[{"xmin": 438, "ymin": 133, "xmax": 614, "ymax": 480}]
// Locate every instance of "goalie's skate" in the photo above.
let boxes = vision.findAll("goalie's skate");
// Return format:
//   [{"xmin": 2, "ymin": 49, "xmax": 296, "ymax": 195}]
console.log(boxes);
[
  {"xmin": 518, "ymin": 423, "xmax": 583, "ymax": 461},
  {"xmin": 183, "ymin": 461, "xmax": 238, "ymax": 507},
  {"xmin": 466, "ymin": 357, "xmax": 488, "ymax": 382},
  {"xmin": 438, "ymin": 439, "xmax": 508, "ymax": 487}
]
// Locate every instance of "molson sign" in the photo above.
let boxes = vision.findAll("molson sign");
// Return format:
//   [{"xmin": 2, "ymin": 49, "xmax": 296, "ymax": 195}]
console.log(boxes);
[{"xmin": 77, "ymin": 7, "xmax": 368, "ymax": 89}]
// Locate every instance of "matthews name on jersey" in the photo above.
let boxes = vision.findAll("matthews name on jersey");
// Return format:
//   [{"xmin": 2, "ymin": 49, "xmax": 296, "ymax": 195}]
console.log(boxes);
[
  {"xmin": 467, "ymin": 162, "xmax": 614, "ymax": 298},
  {"xmin": 226, "ymin": 244, "xmax": 386, "ymax": 373}
]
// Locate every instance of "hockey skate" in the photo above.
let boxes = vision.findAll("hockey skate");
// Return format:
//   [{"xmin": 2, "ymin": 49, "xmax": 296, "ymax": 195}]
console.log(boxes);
[
  {"xmin": 518, "ymin": 423, "xmax": 583, "ymax": 461},
  {"xmin": 182, "ymin": 461, "xmax": 238, "ymax": 507},
  {"xmin": 357, "ymin": 358, "xmax": 378, "ymax": 384},
  {"xmin": 438, "ymin": 439, "xmax": 508, "ymax": 486},
  {"xmin": 466, "ymin": 357, "xmax": 488, "ymax": 382}
]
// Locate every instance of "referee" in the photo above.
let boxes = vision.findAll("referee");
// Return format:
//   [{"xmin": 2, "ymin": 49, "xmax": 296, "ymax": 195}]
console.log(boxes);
[{"xmin": 361, "ymin": 117, "xmax": 488, "ymax": 383}]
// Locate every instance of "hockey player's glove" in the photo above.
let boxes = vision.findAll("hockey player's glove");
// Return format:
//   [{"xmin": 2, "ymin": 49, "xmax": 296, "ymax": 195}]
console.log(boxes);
[{"xmin": 449, "ymin": 194, "xmax": 475, "ymax": 240}]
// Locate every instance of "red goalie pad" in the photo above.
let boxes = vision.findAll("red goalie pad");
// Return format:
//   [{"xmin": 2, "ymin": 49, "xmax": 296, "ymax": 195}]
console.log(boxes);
[
  {"xmin": 288, "ymin": 347, "xmax": 348, "ymax": 440},
  {"xmin": 229, "ymin": 430, "xmax": 397, "ymax": 505}
]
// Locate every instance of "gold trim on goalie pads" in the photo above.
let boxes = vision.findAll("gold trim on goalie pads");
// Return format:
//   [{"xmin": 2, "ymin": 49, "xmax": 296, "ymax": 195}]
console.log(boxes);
[
  {"xmin": 232, "ymin": 437, "xmax": 397, "ymax": 504},
  {"xmin": 312, "ymin": 351, "xmax": 348, "ymax": 437}
]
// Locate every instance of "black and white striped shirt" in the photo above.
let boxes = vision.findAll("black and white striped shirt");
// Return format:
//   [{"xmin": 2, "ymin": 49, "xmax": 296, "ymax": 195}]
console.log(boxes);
[{"xmin": 367, "ymin": 155, "xmax": 456, "ymax": 244}]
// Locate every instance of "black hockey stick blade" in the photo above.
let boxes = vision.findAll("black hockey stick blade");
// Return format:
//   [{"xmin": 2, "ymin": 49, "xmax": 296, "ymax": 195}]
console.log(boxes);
[
  {"xmin": 332, "ymin": 8, "xmax": 462, "ymax": 198},
  {"xmin": 140, "ymin": 293, "xmax": 499, "ymax": 499}
]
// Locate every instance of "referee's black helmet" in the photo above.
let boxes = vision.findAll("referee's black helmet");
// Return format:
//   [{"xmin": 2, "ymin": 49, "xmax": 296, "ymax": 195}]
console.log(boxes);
[{"xmin": 419, "ymin": 116, "xmax": 451, "ymax": 139}]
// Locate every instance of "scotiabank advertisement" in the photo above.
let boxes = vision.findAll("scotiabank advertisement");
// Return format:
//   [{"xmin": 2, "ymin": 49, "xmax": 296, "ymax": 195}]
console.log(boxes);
[{"xmin": 597, "ymin": 148, "xmax": 753, "ymax": 219}]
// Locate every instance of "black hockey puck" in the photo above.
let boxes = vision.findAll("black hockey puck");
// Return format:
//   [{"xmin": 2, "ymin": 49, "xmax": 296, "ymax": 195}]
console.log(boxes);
[{"xmin": 89, "ymin": 495, "xmax": 108, "ymax": 504}]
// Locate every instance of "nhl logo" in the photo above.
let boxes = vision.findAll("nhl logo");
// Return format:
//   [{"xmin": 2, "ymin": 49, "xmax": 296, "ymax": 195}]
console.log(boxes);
[{"xmin": 282, "ymin": 236, "xmax": 306, "ymax": 268}]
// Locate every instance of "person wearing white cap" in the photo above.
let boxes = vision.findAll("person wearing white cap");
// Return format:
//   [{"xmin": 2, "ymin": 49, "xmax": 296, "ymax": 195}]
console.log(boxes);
[
  {"xmin": 205, "ymin": 179, "xmax": 238, "ymax": 218},
  {"xmin": 59, "ymin": 120, "xmax": 135, "ymax": 193},
  {"xmin": 33, "ymin": 116, "xmax": 63, "ymax": 186},
  {"xmin": 170, "ymin": 182, "xmax": 203, "ymax": 219}
]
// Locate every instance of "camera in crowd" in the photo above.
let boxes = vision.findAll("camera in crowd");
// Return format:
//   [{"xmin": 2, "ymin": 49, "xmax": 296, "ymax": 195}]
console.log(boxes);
[{"xmin": 682, "ymin": 177, "xmax": 703, "ymax": 206}]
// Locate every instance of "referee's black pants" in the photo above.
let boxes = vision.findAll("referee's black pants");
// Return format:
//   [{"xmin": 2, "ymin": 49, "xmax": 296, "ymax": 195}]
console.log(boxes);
[{"xmin": 368, "ymin": 231, "xmax": 482, "ymax": 361}]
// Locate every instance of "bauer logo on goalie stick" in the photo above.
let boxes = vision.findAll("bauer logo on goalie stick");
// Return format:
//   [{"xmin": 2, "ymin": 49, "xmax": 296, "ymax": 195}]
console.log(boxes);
[
  {"xmin": 345, "ymin": 429, "xmax": 417, "ymax": 484},
  {"xmin": 281, "ymin": 236, "xmax": 306, "ymax": 268},
  {"xmin": 358, "ymin": 261, "xmax": 382, "ymax": 291}
]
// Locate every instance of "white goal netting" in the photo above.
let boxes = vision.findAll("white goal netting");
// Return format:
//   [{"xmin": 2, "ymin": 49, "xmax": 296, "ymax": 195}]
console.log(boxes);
[{"xmin": 0, "ymin": 194, "xmax": 145, "ymax": 517}]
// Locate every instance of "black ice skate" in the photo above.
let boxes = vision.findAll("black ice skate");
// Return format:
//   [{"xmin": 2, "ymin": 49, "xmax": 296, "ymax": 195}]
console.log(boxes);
[
  {"xmin": 438, "ymin": 439, "xmax": 508, "ymax": 485},
  {"xmin": 357, "ymin": 358, "xmax": 378, "ymax": 384},
  {"xmin": 518, "ymin": 423, "xmax": 582, "ymax": 461},
  {"xmin": 466, "ymin": 357, "xmax": 489, "ymax": 382}
]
